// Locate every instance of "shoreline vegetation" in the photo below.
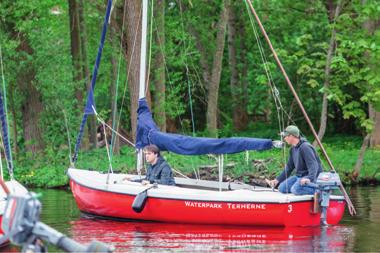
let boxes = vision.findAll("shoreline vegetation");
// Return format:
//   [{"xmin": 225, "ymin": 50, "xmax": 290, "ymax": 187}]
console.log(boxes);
[
  {"xmin": 9, "ymin": 133, "xmax": 379, "ymax": 189},
  {"xmin": 1, "ymin": 2, "xmax": 379, "ymax": 191}
]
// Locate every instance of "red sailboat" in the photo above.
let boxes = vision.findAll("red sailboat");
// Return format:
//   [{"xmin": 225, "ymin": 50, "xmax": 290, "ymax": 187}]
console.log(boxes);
[
  {"xmin": 68, "ymin": 0, "xmax": 353, "ymax": 227},
  {"xmin": 68, "ymin": 168, "xmax": 345, "ymax": 226}
]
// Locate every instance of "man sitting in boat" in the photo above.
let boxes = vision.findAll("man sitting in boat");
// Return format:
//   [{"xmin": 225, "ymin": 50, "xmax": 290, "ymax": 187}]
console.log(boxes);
[
  {"xmin": 124, "ymin": 144, "xmax": 175, "ymax": 186},
  {"xmin": 267, "ymin": 125, "xmax": 322, "ymax": 195}
]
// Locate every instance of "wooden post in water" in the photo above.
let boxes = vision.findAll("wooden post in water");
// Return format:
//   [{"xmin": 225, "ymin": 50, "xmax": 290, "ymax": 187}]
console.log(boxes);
[{"xmin": 246, "ymin": 0, "xmax": 356, "ymax": 215}]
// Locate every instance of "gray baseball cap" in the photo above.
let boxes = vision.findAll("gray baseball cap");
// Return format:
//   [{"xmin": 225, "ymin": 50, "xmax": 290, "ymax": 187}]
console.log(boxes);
[{"xmin": 281, "ymin": 125, "xmax": 300, "ymax": 137}]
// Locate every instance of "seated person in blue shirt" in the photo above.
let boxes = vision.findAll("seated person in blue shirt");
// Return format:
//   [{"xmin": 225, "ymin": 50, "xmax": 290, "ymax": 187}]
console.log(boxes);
[
  {"xmin": 124, "ymin": 144, "xmax": 175, "ymax": 186},
  {"xmin": 267, "ymin": 125, "xmax": 322, "ymax": 195}
]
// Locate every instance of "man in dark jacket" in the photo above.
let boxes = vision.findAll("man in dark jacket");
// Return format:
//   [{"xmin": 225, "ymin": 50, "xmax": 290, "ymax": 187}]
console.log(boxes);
[
  {"xmin": 142, "ymin": 144, "xmax": 175, "ymax": 185},
  {"xmin": 124, "ymin": 144, "xmax": 175, "ymax": 185},
  {"xmin": 267, "ymin": 125, "xmax": 323, "ymax": 195}
]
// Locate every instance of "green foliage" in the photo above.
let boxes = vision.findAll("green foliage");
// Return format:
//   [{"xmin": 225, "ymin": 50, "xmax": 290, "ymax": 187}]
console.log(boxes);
[
  {"xmin": 1, "ymin": 0, "xmax": 379, "ymax": 187},
  {"xmin": 5, "ymin": 132, "xmax": 378, "ymax": 188}
]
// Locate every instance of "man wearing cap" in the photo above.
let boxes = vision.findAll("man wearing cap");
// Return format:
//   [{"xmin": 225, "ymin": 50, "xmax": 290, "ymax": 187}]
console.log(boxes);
[{"xmin": 267, "ymin": 125, "xmax": 323, "ymax": 195}]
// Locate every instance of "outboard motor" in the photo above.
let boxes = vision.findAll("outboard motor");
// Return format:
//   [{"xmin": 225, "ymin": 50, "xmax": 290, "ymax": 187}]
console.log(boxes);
[
  {"xmin": 313, "ymin": 172, "xmax": 342, "ymax": 225},
  {"xmin": 1, "ymin": 192, "xmax": 113, "ymax": 252}
]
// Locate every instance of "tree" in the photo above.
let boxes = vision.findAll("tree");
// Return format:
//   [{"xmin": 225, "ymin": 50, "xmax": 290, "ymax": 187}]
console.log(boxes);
[
  {"xmin": 313, "ymin": 0, "xmax": 343, "ymax": 146},
  {"xmin": 206, "ymin": 0, "xmax": 228, "ymax": 137},
  {"xmin": 226, "ymin": 1, "xmax": 247, "ymax": 131},
  {"xmin": 125, "ymin": 0, "xmax": 143, "ymax": 142},
  {"xmin": 19, "ymin": 36, "xmax": 45, "ymax": 154},
  {"xmin": 152, "ymin": 0, "xmax": 167, "ymax": 132}
]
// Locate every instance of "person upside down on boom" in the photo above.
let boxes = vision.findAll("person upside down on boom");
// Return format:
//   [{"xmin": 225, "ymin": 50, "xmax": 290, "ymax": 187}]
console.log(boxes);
[
  {"xmin": 124, "ymin": 144, "xmax": 175, "ymax": 186},
  {"xmin": 267, "ymin": 125, "xmax": 322, "ymax": 195}
]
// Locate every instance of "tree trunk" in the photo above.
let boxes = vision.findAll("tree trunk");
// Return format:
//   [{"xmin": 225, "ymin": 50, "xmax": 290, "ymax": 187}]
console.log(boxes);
[
  {"xmin": 68, "ymin": 0, "xmax": 90, "ymax": 150},
  {"xmin": 188, "ymin": 26, "xmax": 211, "ymax": 87},
  {"xmin": 313, "ymin": 0, "xmax": 342, "ymax": 147},
  {"xmin": 226, "ymin": 2, "xmax": 241, "ymax": 131},
  {"xmin": 369, "ymin": 106, "xmax": 380, "ymax": 147},
  {"xmin": 21, "ymin": 82, "xmax": 45, "ymax": 154},
  {"xmin": 125, "ymin": 0, "xmax": 142, "ymax": 142},
  {"xmin": 17, "ymin": 36, "xmax": 44, "ymax": 154},
  {"xmin": 152, "ymin": 0, "xmax": 166, "ymax": 132},
  {"xmin": 206, "ymin": 0, "xmax": 228, "ymax": 137},
  {"xmin": 352, "ymin": 134, "xmax": 371, "ymax": 181},
  {"xmin": 237, "ymin": 14, "xmax": 249, "ymax": 128},
  {"xmin": 8, "ymin": 82, "xmax": 18, "ymax": 155},
  {"xmin": 78, "ymin": 0, "xmax": 97, "ymax": 149},
  {"xmin": 109, "ymin": 20, "xmax": 120, "ymax": 155},
  {"xmin": 68, "ymin": 0, "xmax": 83, "ymax": 105}
]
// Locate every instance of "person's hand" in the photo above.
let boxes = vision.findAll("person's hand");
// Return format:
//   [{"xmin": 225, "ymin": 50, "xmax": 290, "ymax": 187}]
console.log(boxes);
[
  {"xmin": 122, "ymin": 175, "xmax": 134, "ymax": 181},
  {"xmin": 300, "ymin": 178, "xmax": 310, "ymax": 185},
  {"xmin": 141, "ymin": 180, "xmax": 150, "ymax": 185},
  {"xmin": 272, "ymin": 140, "xmax": 284, "ymax": 148},
  {"xmin": 266, "ymin": 179, "xmax": 278, "ymax": 188}
]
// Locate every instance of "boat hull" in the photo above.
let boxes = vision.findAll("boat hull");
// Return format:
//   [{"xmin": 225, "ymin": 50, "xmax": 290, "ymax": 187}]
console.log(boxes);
[
  {"xmin": 0, "ymin": 180, "xmax": 28, "ymax": 247},
  {"xmin": 69, "ymin": 169, "xmax": 345, "ymax": 227}
]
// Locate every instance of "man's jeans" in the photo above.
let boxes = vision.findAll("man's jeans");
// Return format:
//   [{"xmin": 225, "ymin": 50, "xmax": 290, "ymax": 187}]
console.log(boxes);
[{"xmin": 278, "ymin": 176, "xmax": 315, "ymax": 195}]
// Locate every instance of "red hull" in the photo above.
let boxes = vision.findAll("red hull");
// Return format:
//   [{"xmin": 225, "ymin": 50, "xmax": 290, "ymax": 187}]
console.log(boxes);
[
  {"xmin": 70, "ymin": 179, "xmax": 345, "ymax": 227},
  {"xmin": 0, "ymin": 215, "xmax": 10, "ymax": 247}
]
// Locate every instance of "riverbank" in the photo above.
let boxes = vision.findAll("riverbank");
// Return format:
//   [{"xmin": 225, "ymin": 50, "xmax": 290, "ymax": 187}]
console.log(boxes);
[{"xmin": 8, "ymin": 134, "xmax": 379, "ymax": 188}]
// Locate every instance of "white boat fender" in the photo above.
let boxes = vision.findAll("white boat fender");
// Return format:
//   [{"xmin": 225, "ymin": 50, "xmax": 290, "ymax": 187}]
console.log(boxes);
[{"xmin": 132, "ymin": 183, "xmax": 158, "ymax": 213}]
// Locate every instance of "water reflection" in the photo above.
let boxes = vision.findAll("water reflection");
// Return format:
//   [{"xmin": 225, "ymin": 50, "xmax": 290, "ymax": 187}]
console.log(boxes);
[
  {"xmin": 342, "ymin": 186, "xmax": 380, "ymax": 252},
  {"xmin": 3, "ymin": 187, "xmax": 380, "ymax": 252},
  {"xmin": 70, "ymin": 218, "xmax": 352, "ymax": 252}
]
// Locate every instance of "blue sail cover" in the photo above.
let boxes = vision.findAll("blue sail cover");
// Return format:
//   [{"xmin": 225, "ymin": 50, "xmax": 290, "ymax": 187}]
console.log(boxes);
[{"xmin": 136, "ymin": 98, "xmax": 273, "ymax": 155}]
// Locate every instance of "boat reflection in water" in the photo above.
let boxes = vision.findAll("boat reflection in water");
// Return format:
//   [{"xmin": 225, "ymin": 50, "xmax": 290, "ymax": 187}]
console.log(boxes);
[{"xmin": 69, "ymin": 217, "xmax": 353, "ymax": 252}]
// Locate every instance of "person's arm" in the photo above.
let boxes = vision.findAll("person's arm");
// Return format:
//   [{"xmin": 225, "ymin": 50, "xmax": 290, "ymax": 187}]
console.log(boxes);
[
  {"xmin": 300, "ymin": 144, "xmax": 319, "ymax": 182},
  {"xmin": 276, "ymin": 150, "xmax": 295, "ymax": 183},
  {"xmin": 131, "ymin": 166, "xmax": 150, "ymax": 183}
]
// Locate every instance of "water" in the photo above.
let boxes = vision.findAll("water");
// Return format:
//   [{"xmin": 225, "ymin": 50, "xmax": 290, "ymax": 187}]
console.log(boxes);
[{"xmin": 2, "ymin": 187, "xmax": 380, "ymax": 252}]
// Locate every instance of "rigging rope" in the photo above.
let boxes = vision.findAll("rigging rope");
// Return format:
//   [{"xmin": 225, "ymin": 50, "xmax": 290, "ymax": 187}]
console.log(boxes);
[
  {"xmin": 110, "ymin": 0, "xmax": 129, "ymax": 159},
  {"xmin": 94, "ymin": 111, "xmax": 135, "ymax": 147},
  {"xmin": 178, "ymin": 2, "xmax": 200, "ymax": 179},
  {"xmin": 0, "ymin": 45, "xmax": 14, "ymax": 179},
  {"xmin": 62, "ymin": 109, "xmax": 73, "ymax": 166},
  {"xmin": 244, "ymin": 1, "xmax": 288, "ymax": 183},
  {"xmin": 116, "ymin": 0, "xmax": 142, "ymax": 142},
  {"xmin": 72, "ymin": 0, "xmax": 113, "ymax": 163}
]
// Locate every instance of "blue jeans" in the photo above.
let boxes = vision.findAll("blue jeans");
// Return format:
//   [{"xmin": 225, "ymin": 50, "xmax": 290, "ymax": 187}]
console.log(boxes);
[{"xmin": 278, "ymin": 176, "xmax": 315, "ymax": 195}]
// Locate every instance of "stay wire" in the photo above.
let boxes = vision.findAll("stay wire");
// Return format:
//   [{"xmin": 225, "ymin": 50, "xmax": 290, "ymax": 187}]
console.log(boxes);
[
  {"xmin": 245, "ymin": 1, "xmax": 283, "ymax": 134},
  {"xmin": 62, "ymin": 109, "xmax": 73, "ymax": 167},
  {"xmin": 92, "ymin": 106, "xmax": 135, "ymax": 183},
  {"xmin": 109, "ymin": 0, "xmax": 126, "ymax": 159},
  {"xmin": 244, "ymin": 1, "xmax": 289, "ymax": 185},
  {"xmin": 116, "ymin": 0, "xmax": 142, "ymax": 138},
  {"xmin": 178, "ymin": 2, "xmax": 199, "ymax": 179}
]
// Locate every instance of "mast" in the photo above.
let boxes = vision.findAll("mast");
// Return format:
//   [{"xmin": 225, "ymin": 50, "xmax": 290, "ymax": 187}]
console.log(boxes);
[
  {"xmin": 137, "ymin": 0, "xmax": 149, "ymax": 173},
  {"xmin": 246, "ymin": 0, "xmax": 356, "ymax": 215}
]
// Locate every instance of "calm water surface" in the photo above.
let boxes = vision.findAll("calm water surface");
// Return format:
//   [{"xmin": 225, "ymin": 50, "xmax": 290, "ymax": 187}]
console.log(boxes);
[{"xmin": 3, "ymin": 187, "xmax": 380, "ymax": 252}]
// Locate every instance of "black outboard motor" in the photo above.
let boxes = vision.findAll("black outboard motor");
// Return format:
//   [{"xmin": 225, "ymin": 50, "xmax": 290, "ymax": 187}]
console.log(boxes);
[
  {"xmin": 1, "ymin": 192, "xmax": 113, "ymax": 253},
  {"xmin": 312, "ymin": 172, "xmax": 342, "ymax": 225}
]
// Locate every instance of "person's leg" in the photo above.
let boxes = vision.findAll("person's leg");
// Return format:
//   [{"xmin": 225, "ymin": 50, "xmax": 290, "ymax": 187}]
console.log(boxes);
[
  {"xmin": 278, "ymin": 176, "xmax": 298, "ymax": 193},
  {"xmin": 290, "ymin": 178, "xmax": 315, "ymax": 195}
]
